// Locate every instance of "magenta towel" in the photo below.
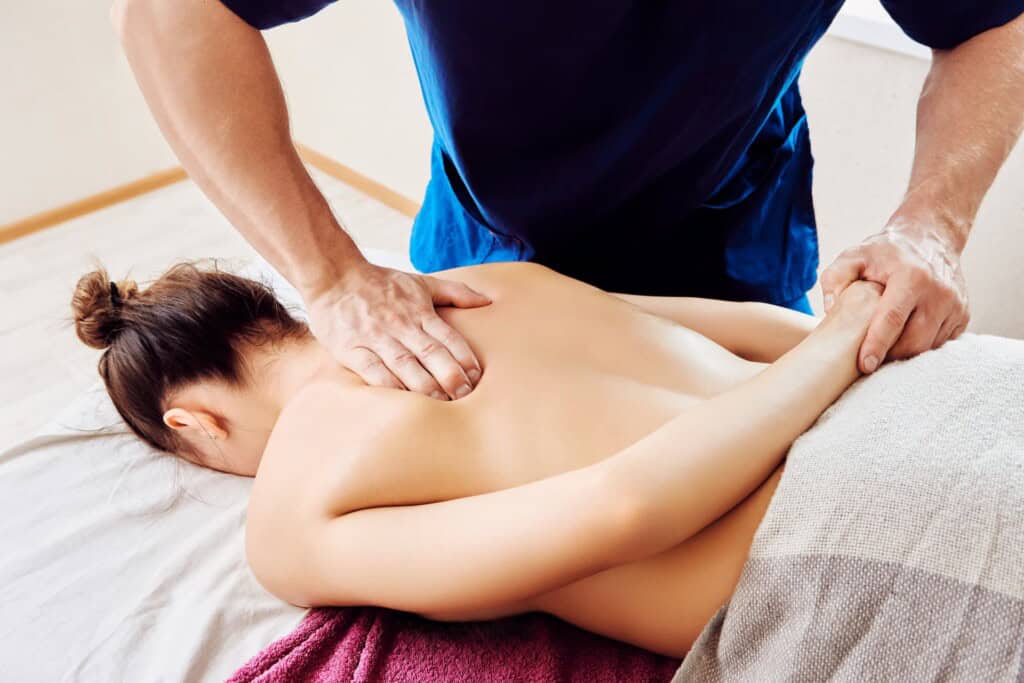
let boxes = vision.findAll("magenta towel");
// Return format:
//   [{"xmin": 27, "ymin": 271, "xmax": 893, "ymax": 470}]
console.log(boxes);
[{"xmin": 228, "ymin": 607, "xmax": 682, "ymax": 682}]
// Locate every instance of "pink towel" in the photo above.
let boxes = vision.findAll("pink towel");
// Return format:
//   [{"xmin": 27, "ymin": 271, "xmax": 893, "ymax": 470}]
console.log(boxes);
[{"xmin": 228, "ymin": 607, "xmax": 681, "ymax": 682}]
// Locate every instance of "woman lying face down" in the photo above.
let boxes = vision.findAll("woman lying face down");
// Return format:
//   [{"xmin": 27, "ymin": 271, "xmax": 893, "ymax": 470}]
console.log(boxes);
[
  {"xmin": 71, "ymin": 263, "xmax": 329, "ymax": 477},
  {"xmin": 71, "ymin": 259, "xmax": 882, "ymax": 656}
]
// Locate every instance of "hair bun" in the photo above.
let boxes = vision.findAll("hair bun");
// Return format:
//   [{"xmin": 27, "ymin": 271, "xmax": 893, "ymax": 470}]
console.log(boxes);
[{"xmin": 71, "ymin": 268, "xmax": 139, "ymax": 349}]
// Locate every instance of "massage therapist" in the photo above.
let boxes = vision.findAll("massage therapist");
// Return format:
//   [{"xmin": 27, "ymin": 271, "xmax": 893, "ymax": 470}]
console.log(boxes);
[{"xmin": 114, "ymin": 0, "xmax": 1024, "ymax": 400}]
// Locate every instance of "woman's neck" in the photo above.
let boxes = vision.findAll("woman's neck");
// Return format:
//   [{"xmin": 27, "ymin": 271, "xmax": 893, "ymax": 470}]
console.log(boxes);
[
  {"xmin": 254, "ymin": 335, "xmax": 360, "ymax": 418},
  {"xmin": 165, "ymin": 336, "xmax": 361, "ymax": 475}
]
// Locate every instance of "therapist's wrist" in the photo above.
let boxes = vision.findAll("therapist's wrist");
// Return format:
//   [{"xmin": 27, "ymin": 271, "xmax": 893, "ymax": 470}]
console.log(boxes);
[
  {"xmin": 289, "ymin": 228, "xmax": 369, "ymax": 302},
  {"xmin": 890, "ymin": 182, "xmax": 972, "ymax": 255}
]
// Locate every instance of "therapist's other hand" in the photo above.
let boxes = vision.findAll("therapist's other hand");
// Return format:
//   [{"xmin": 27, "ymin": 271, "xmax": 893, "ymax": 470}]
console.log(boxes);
[
  {"xmin": 307, "ymin": 261, "xmax": 490, "ymax": 400},
  {"xmin": 820, "ymin": 220, "xmax": 969, "ymax": 374}
]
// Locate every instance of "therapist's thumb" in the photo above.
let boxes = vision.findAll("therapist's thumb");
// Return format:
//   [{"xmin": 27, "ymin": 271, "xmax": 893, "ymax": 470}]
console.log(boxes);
[
  {"xmin": 820, "ymin": 254, "xmax": 865, "ymax": 314},
  {"xmin": 426, "ymin": 276, "xmax": 492, "ymax": 309}
]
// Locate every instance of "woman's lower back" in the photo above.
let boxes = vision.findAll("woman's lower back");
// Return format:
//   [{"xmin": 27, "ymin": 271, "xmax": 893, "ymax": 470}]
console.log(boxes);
[{"xmin": 529, "ymin": 463, "xmax": 786, "ymax": 656}]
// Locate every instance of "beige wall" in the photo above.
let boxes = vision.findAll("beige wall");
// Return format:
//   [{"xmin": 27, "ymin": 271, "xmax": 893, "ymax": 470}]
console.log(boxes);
[
  {"xmin": 3, "ymin": 1, "xmax": 1021, "ymax": 336},
  {"xmin": 267, "ymin": 1, "xmax": 433, "ymax": 202},
  {"xmin": 1, "ymin": 2, "xmax": 178, "ymax": 225},
  {"xmin": 0, "ymin": 0, "xmax": 423, "ymax": 226},
  {"xmin": 802, "ymin": 37, "xmax": 1024, "ymax": 338}
]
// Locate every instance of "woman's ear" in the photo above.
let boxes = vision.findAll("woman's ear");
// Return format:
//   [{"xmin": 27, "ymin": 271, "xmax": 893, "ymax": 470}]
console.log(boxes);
[{"xmin": 163, "ymin": 407, "xmax": 229, "ymax": 441}]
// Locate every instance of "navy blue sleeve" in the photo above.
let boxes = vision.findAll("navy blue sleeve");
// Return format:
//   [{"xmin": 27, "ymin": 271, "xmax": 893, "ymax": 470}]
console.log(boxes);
[
  {"xmin": 219, "ymin": 0, "xmax": 337, "ymax": 30},
  {"xmin": 880, "ymin": 0, "xmax": 1024, "ymax": 49}
]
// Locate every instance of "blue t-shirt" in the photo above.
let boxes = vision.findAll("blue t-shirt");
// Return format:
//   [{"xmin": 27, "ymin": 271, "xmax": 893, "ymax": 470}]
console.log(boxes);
[{"xmin": 222, "ymin": 0, "xmax": 1023, "ymax": 302}]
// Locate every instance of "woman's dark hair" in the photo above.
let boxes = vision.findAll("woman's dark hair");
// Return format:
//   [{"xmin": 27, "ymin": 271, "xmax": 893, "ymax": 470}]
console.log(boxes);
[{"xmin": 70, "ymin": 261, "xmax": 309, "ymax": 456}]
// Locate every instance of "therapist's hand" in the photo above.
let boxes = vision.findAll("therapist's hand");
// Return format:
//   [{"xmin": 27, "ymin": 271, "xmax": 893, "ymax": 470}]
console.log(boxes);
[
  {"xmin": 819, "ymin": 217, "xmax": 969, "ymax": 374},
  {"xmin": 306, "ymin": 261, "xmax": 490, "ymax": 400}
]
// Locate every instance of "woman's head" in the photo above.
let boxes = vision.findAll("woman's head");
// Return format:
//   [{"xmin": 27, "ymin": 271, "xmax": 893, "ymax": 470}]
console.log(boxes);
[{"xmin": 71, "ymin": 262, "xmax": 312, "ymax": 473}]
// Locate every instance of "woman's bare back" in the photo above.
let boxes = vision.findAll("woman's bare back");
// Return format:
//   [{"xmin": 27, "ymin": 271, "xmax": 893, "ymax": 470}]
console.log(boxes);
[{"xmin": 251, "ymin": 262, "xmax": 786, "ymax": 655}]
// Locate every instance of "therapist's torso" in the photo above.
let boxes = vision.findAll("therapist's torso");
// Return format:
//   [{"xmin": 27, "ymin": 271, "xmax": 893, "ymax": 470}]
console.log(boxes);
[
  {"xmin": 397, "ymin": 0, "xmax": 842, "ymax": 302},
  {"xmin": 218, "ymin": 0, "xmax": 1024, "ymax": 301}
]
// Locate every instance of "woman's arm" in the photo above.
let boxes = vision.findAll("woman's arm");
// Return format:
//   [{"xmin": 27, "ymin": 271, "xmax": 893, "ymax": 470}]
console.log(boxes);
[
  {"xmin": 250, "ymin": 284, "xmax": 879, "ymax": 614},
  {"xmin": 612, "ymin": 293, "xmax": 819, "ymax": 362}
]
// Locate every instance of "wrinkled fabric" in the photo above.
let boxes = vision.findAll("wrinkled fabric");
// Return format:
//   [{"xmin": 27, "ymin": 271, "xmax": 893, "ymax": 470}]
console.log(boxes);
[{"xmin": 677, "ymin": 334, "xmax": 1024, "ymax": 681}]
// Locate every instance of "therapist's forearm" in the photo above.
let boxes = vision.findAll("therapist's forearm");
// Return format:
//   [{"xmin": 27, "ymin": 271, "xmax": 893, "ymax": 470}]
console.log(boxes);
[
  {"xmin": 113, "ymin": 0, "xmax": 364, "ymax": 297},
  {"xmin": 891, "ymin": 12, "xmax": 1024, "ymax": 248}
]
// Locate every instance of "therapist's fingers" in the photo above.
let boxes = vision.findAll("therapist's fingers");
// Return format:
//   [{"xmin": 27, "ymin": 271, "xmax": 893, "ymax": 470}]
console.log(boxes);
[
  {"xmin": 858, "ymin": 270, "xmax": 916, "ymax": 373},
  {"xmin": 426, "ymin": 276, "xmax": 492, "ymax": 309},
  {"xmin": 931, "ymin": 304, "xmax": 962, "ymax": 350},
  {"xmin": 820, "ymin": 253, "xmax": 866, "ymax": 313},
  {"xmin": 399, "ymin": 325, "xmax": 474, "ymax": 400},
  {"xmin": 339, "ymin": 346, "xmax": 407, "ymax": 391},
  {"xmin": 421, "ymin": 314, "xmax": 483, "ymax": 386},
  {"xmin": 374, "ymin": 337, "xmax": 449, "ymax": 400},
  {"xmin": 935, "ymin": 304, "xmax": 971, "ymax": 348},
  {"xmin": 888, "ymin": 306, "xmax": 943, "ymax": 360},
  {"xmin": 932, "ymin": 319, "xmax": 956, "ymax": 351}
]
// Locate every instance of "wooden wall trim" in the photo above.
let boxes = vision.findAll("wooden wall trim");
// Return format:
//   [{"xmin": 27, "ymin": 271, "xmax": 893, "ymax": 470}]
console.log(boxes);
[
  {"xmin": 0, "ymin": 167, "xmax": 188, "ymax": 247},
  {"xmin": 296, "ymin": 144, "xmax": 421, "ymax": 219},
  {"xmin": 0, "ymin": 144, "xmax": 420, "ymax": 247}
]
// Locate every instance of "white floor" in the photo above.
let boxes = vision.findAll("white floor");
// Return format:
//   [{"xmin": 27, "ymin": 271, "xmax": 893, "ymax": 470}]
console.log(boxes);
[{"xmin": 0, "ymin": 169, "xmax": 413, "ymax": 449}]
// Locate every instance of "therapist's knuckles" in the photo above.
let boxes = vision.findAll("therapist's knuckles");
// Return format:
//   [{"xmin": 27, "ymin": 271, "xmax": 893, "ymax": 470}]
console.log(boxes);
[
  {"xmin": 418, "ymin": 363, "xmax": 473, "ymax": 401},
  {"xmin": 389, "ymin": 358, "xmax": 449, "ymax": 399},
  {"xmin": 933, "ymin": 303, "xmax": 970, "ymax": 349},
  {"xmin": 859, "ymin": 298, "xmax": 913, "ymax": 366},
  {"xmin": 342, "ymin": 347, "xmax": 406, "ymax": 390},
  {"xmin": 403, "ymin": 333, "xmax": 471, "ymax": 399},
  {"xmin": 886, "ymin": 310, "xmax": 938, "ymax": 360},
  {"xmin": 886, "ymin": 270, "xmax": 967, "ymax": 355},
  {"xmin": 422, "ymin": 318, "xmax": 460, "ymax": 351}
]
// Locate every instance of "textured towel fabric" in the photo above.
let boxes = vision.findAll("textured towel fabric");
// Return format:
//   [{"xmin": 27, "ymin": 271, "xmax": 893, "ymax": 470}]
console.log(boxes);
[
  {"xmin": 675, "ymin": 333, "xmax": 1024, "ymax": 682},
  {"xmin": 227, "ymin": 607, "xmax": 681, "ymax": 682}
]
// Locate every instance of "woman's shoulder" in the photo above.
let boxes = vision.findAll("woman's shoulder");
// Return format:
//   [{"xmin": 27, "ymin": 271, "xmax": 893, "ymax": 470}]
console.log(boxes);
[
  {"xmin": 440, "ymin": 260, "xmax": 552, "ymax": 278},
  {"xmin": 273, "ymin": 379, "xmax": 445, "ymax": 449},
  {"xmin": 258, "ymin": 380, "xmax": 463, "ymax": 516},
  {"xmin": 438, "ymin": 260, "xmax": 568, "ymax": 293},
  {"xmin": 247, "ymin": 381, "xmax": 454, "ymax": 590}
]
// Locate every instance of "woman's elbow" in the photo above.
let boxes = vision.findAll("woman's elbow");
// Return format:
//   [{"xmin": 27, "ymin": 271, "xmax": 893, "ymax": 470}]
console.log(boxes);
[
  {"xmin": 245, "ymin": 527, "xmax": 317, "ymax": 608},
  {"xmin": 591, "ymin": 468, "xmax": 655, "ymax": 564}
]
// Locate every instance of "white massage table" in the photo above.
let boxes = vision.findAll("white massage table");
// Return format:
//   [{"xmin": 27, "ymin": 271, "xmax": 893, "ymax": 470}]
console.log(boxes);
[{"xmin": 0, "ymin": 249, "xmax": 413, "ymax": 682}]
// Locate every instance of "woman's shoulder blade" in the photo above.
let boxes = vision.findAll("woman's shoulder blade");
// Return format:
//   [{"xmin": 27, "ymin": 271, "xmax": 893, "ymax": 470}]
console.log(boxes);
[{"xmin": 263, "ymin": 382, "xmax": 459, "ymax": 516}]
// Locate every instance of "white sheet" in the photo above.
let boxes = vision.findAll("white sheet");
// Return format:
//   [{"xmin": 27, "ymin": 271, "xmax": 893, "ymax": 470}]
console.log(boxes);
[{"xmin": 0, "ymin": 249, "xmax": 414, "ymax": 682}]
